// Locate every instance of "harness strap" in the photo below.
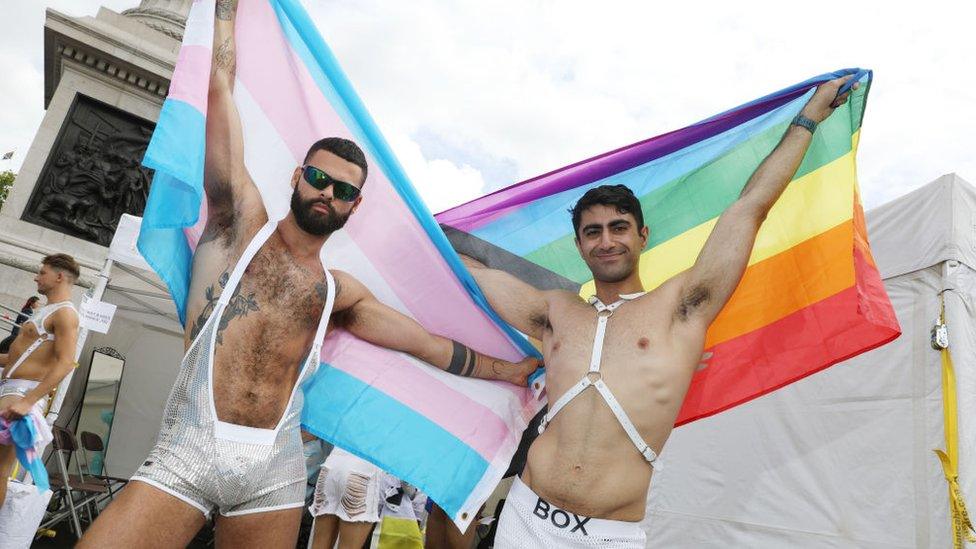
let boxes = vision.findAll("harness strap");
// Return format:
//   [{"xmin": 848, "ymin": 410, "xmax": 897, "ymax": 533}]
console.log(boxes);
[
  {"xmin": 3, "ymin": 337, "xmax": 49, "ymax": 380},
  {"xmin": 592, "ymin": 379, "xmax": 658, "ymax": 463},
  {"xmin": 3, "ymin": 301, "xmax": 76, "ymax": 380},
  {"xmin": 219, "ymin": 221, "xmax": 278, "ymax": 307},
  {"xmin": 538, "ymin": 292, "xmax": 658, "ymax": 466},
  {"xmin": 539, "ymin": 377, "xmax": 593, "ymax": 434},
  {"xmin": 307, "ymin": 268, "xmax": 336, "ymax": 375},
  {"xmin": 31, "ymin": 301, "xmax": 76, "ymax": 338}
]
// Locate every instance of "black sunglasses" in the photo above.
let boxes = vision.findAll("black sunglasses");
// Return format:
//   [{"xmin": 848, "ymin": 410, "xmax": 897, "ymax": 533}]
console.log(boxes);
[{"xmin": 301, "ymin": 165, "xmax": 362, "ymax": 202}]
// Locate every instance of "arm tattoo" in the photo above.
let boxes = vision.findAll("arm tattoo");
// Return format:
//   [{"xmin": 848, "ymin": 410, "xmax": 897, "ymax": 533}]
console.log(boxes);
[
  {"xmin": 489, "ymin": 359, "xmax": 507, "ymax": 380},
  {"xmin": 189, "ymin": 270, "xmax": 260, "ymax": 344},
  {"xmin": 315, "ymin": 282, "xmax": 329, "ymax": 303},
  {"xmin": 189, "ymin": 271, "xmax": 228, "ymax": 341},
  {"xmin": 215, "ymin": 0, "xmax": 235, "ymax": 20},
  {"xmin": 214, "ymin": 37, "xmax": 236, "ymax": 77},
  {"xmin": 315, "ymin": 274, "xmax": 341, "ymax": 304},
  {"xmin": 216, "ymin": 284, "xmax": 260, "ymax": 345},
  {"xmin": 448, "ymin": 341, "xmax": 477, "ymax": 377}
]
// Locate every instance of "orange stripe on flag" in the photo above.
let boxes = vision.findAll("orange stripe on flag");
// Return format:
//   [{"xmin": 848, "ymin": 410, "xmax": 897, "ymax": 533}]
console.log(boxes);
[
  {"xmin": 705, "ymin": 221, "xmax": 856, "ymax": 348},
  {"xmin": 678, "ymin": 246, "xmax": 899, "ymax": 425},
  {"xmin": 852, "ymin": 189, "xmax": 878, "ymax": 269}
]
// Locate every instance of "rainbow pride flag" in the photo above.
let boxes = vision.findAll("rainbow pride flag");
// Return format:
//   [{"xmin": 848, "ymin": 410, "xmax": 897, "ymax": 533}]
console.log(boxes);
[
  {"xmin": 137, "ymin": 0, "xmax": 541, "ymax": 528},
  {"xmin": 437, "ymin": 69, "xmax": 901, "ymax": 426}
]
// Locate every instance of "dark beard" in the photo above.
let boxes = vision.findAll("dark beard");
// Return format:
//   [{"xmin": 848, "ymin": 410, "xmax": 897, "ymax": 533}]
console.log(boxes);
[{"xmin": 290, "ymin": 187, "xmax": 350, "ymax": 236}]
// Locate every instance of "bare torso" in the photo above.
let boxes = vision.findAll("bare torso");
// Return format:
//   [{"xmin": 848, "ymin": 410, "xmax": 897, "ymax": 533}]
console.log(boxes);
[
  {"xmin": 2, "ymin": 315, "xmax": 62, "ymax": 382},
  {"xmin": 185, "ymin": 226, "xmax": 332, "ymax": 428},
  {"xmin": 522, "ymin": 279, "xmax": 703, "ymax": 521}
]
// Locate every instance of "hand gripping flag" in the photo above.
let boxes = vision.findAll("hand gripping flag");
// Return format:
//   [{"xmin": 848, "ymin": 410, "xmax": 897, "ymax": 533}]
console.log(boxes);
[
  {"xmin": 437, "ymin": 69, "xmax": 901, "ymax": 426},
  {"xmin": 137, "ymin": 0, "xmax": 542, "ymax": 529}
]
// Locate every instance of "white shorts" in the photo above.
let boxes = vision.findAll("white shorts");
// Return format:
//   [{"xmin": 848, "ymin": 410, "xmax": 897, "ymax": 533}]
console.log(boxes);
[
  {"xmin": 309, "ymin": 448, "xmax": 386, "ymax": 523},
  {"xmin": 495, "ymin": 476, "xmax": 646, "ymax": 548}
]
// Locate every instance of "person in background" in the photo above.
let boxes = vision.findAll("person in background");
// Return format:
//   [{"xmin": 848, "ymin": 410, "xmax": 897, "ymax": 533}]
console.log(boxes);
[
  {"xmin": 308, "ymin": 447, "xmax": 393, "ymax": 549},
  {"xmin": 1, "ymin": 255, "xmax": 81, "ymax": 508},
  {"xmin": 0, "ymin": 296, "xmax": 41, "ymax": 354}
]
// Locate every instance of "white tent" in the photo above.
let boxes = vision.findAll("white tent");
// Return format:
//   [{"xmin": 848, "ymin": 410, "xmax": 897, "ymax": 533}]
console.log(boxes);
[{"xmin": 642, "ymin": 174, "xmax": 976, "ymax": 548}]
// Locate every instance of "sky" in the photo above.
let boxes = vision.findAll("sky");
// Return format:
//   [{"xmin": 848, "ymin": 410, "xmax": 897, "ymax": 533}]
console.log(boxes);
[{"xmin": 2, "ymin": 0, "xmax": 974, "ymax": 213}]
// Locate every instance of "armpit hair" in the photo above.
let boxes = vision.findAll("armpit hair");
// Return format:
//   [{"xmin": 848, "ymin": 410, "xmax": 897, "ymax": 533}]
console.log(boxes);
[
  {"xmin": 530, "ymin": 311, "xmax": 552, "ymax": 332},
  {"xmin": 675, "ymin": 285, "xmax": 710, "ymax": 321}
]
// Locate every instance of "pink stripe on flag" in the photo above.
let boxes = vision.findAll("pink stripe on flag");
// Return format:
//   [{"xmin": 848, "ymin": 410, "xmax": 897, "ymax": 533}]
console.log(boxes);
[
  {"xmin": 184, "ymin": 197, "xmax": 207, "ymax": 252},
  {"xmin": 233, "ymin": 0, "xmax": 523, "ymax": 361},
  {"xmin": 322, "ymin": 330, "xmax": 515, "ymax": 462},
  {"xmin": 235, "ymin": 1, "xmax": 351, "ymax": 157},
  {"xmin": 168, "ymin": 45, "xmax": 211, "ymax": 115},
  {"xmin": 344, "ymin": 180, "xmax": 523, "ymax": 361}
]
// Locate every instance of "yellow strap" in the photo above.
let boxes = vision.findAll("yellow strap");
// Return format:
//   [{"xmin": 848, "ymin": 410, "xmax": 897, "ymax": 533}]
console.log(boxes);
[{"xmin": 934, "ymin": 293, "xmax": 976, "ymax": 548}]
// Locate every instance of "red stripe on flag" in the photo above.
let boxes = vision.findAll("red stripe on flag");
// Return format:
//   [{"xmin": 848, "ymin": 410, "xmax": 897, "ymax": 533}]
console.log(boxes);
[{"xmin": 676, "ymin": 248, "xmax": 900, "ymax": 426}]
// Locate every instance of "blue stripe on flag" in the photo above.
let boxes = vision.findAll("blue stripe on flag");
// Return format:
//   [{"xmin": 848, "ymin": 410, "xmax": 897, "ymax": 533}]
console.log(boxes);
[
  {"xmin": 138, "ymin": 98, "xmax": 207, "ymax": 322},
  {"xmin": 469, "ymin": 91, "xmax": 811, "ymax": 256},
  {"xmin": 301, "ymin": 364, "xmax": 489, "ymax": 517},
  {"xmin": 702, "ymin": 68, "xmax": 868, "ymax": 123}
]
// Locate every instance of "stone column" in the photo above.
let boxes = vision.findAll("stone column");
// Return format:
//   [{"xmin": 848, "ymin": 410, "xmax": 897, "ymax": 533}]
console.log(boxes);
[
  {"xmin": 0, "ymin": 2, "xmax": 187, "ymax": 465},
  {"xmin": 0, "ymin": 0, "xmax": 184, "ymax": 320},
  {"xmin": 122, "ymin": 0, "xmax": 192, "ymax": 41}
]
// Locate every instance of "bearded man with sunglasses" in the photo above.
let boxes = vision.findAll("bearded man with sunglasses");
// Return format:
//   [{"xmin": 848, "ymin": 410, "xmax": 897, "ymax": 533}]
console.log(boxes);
[{"xmin": 79, "ymin": 3, "xmax": 537, "ymax": 548}]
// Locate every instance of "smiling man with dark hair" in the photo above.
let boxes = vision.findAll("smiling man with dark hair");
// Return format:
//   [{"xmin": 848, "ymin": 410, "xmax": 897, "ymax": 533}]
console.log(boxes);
[{"xmin": 463, "ymin": 76, "xmax": 858, "ymax": 548}]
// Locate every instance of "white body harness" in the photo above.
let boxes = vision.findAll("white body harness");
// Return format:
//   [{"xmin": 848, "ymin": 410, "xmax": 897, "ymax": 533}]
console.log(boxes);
[
  {"xmin": 538, "ymin": 292, "xmax": 659, "ymax": 466},
  {"xmin": 2, "ymin": 301, "xmax": 77, "ymax": 380}
]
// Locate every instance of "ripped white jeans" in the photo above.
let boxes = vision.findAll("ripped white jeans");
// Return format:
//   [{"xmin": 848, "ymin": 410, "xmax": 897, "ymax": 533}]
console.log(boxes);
[{"xmin": 309, "ymin": 448, "xmax": 386, "ymax": 522}]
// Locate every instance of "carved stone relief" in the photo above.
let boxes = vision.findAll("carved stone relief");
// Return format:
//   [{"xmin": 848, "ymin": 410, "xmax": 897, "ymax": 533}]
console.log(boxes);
[{"xmin": 23, "ymin": 94, "xmax": 155, "ymax": 246}]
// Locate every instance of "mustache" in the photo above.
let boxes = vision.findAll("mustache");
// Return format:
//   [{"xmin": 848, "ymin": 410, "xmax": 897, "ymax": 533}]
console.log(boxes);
[{"xmin": 309, "ymin": 198, "xmax": 336, "ymax": 212}]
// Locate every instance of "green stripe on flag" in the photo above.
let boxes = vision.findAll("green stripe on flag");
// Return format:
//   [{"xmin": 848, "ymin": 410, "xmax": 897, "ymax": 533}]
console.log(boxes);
[{"xmin": 524, "ymin": 100, "xmax": 859, "ymax": 283}]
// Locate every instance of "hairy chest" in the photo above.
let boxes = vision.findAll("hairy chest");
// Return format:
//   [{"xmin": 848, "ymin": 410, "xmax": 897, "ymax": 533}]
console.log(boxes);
[
  {"xmin": 186, "ymin": 241, "xmax": 330, "ymax": 351},
  {"xmin": 222, "ymin": 246, "xmax": 327, "ymax": 339}
]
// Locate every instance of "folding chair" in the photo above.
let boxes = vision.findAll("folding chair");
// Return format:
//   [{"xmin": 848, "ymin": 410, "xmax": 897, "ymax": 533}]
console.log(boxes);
[
  {"xmin": 78, "ymin": 431, "xmax": 128, "ymax": 500},
  {"xmin": 39, "ymin": 426, "xmax": 110, "ymax": 539}
]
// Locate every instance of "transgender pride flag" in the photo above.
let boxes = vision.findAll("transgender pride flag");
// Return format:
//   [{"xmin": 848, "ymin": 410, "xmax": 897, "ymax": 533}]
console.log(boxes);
[{"xmin": 138, "ymin": 0, "xmax": 542, "ymax": 528}]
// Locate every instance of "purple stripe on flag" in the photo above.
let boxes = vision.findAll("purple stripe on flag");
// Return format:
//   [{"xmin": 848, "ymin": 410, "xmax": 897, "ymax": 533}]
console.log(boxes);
[{"xmin": 435, "ymin": 87, "xmax": 810, "ymax": 232}]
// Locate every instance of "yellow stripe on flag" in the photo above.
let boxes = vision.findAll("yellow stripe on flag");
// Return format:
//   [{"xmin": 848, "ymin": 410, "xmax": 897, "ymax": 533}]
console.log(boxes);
[{"xmin": 579, "ymin": 149, "xmax": 857, "ymax": 298}]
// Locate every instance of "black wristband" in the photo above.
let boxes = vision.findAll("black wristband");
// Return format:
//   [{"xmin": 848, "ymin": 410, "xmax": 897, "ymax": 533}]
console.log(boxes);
[
  {"xmin": 791, "ymin": 114, "xmax": 817, "ymax": 134},
  {"xmin": 448, "ymin": 341, "xmax": 467, "ymax": 375}
]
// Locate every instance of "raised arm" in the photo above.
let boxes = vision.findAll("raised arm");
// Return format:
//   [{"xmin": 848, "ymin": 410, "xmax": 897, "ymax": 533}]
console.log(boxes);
[
  {"xmin": 202, "ymin": 0, "xmax": 265, "ymax": 246},
  {"xmin": 0, "ymin": 309, "xmax": 78, "ymax": 420},
  {"xmin": 330, "ymin": 271, "xmax": 540, "ymax": 386},
  {"xmin": 674, "ymin": 76, "xmax": 856, "ymax": 328},
  {"xmin": 459, "ymin": 255, "xmax": 551, "ymax": 341}
]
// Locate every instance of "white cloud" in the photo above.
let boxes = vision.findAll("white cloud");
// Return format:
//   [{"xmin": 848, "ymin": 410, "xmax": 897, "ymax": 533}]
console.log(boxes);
[
  {"xmin": 1, "ymin": 0, "xmax": 136, "ymax": 171},
  {"xmin": 386, "ymin": 132, "xmax": 487, "ymax": 214},
  {"xmin": 305, "ymin": 0, "xmax": 976, "ymax": 210},
  {"xmin": 2, "ymin": 0, "xmax": 974, "ymax": 211},
  {"xmin": 0, "ymin": 52, "xmax": 44, "ymax": 168}
]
